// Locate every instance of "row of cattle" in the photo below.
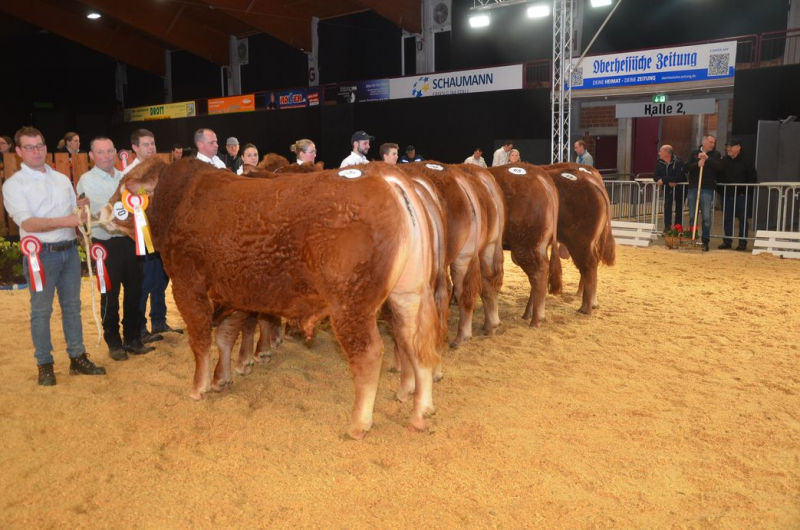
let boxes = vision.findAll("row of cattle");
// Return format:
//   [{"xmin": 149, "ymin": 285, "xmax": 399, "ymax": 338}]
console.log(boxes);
[{"xmin": 98, "ymin": 156, "xmax": 614, "ymax": 439}]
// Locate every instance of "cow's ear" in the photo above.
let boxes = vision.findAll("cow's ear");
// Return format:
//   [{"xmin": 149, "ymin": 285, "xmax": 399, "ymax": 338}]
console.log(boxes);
[
  {"xmin": 124, "ymin": 157, "xmax": 167, "ymax": 194},
  {"xmin": 240, "ymin": 164, "xmax": 257, "ymax": 176},
  {"xmin": 315, "ymin": 161, "xmax": 324, "ymax": 170}
]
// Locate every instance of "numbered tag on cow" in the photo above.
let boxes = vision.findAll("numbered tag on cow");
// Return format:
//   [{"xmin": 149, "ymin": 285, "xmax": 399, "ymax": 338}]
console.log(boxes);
[
  {"xmin": 338, "ymin": 169, "xmax": 362, "ymax": 179},
  {"xmin": 113, "ymin": 202, "xmax": 129, "ymax": 221},
  {"xmin": 560, "ymin": 172, "xmax": 578, "ymax": 180},
  {"xmin": 508, "ymin": 167, "xmax": 527, "ymax": 175},
  {"xmin": 425, "ymin": 164, "xmax": 444, "ymax": 171}
]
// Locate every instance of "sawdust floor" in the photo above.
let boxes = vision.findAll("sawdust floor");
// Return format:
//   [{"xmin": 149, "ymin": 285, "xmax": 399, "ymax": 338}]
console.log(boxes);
[{"xmin": 1, "ymin": 244, "xmax": 799, "ymax": 529}]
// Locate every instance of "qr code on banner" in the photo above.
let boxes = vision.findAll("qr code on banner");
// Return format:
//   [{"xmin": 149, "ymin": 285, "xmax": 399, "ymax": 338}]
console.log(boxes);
[
  {"xmin": 708, "ymin": 54, "xmax": 729, "ymax": 76},
  {"xmin": 570, "ymin": 67, "xmax": 584, "ymax": 87}
]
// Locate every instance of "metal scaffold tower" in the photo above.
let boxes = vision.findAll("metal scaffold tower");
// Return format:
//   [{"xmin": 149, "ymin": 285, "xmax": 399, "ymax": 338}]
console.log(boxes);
[{"xmin": 551, "ymin": 0, "xmax": 573, "ymax": 163}]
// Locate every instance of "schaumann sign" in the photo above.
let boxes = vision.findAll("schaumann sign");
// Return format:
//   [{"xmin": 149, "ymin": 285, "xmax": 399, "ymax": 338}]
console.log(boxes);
[
  {"xmin": 567, "ymin": 41, "xmax": 737, "ymax": 90},
  {"xmin": 389, "ymin": 65, "xmax": 523, "ymax": 100}
]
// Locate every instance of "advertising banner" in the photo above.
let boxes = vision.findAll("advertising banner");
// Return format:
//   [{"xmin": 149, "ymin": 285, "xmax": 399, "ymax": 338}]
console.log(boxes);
[
  {"xmin": 307, "ymin": 88, "xmax": 321, "ymax": 106},
  {"xmin": 124, "ymin": 101, "xmax": 196, "ymax": 122},
  {"xmin": 568, "ymin": 41, "xmax": 737, "ymax": 90},
  {"xmin": 389, "ymin": 65, "xmax": 523, "ymax": 100},
  {"xmin": 279, "ymin": 89, "xmax": 309, "ymax": 109},
  {"xmin": 208, "ymin": 94, "xmax": 256, "ymax": 115}
]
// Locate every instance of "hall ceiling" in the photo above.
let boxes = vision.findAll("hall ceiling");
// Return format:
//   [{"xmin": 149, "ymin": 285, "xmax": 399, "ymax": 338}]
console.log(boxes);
[{"xmin": 0, "ymin": 0, "xmax": 423, "ymax": 76}]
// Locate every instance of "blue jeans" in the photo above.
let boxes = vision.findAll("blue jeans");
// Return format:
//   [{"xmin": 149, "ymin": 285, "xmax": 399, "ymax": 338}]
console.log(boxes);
[
  {"xmin": 687, "ymin": 188, "xmax": 714, "ymax": 242},
  {"xmin": 721, "ymin": 194, "xmax": 751, "ymax": 246},
  {"xmin": 140, "ymin": 254, "xmax": 169, "ymax": 331},
  {"xmin": 22, "ymin": 245, "xmax": 85, "ymax": 366}
]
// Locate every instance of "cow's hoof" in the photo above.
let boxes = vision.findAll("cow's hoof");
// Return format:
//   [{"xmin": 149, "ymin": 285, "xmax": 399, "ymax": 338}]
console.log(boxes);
[
  {"xmin": 521, "ymin": 311, "xmax": 532, "ymax": 321},
  {"xmin": 450, "ymin": 336, "xmax": 470, "ymax": 349},
  {"xmin": 396, "ymin": 388, "xmax": 414, "ymax": 403},
  {"xmin": 407, "ymin": 417, "xmax": 429, "ymax": 433},
  {"xmin": 211, "ymin": 380, "xmax": 231, "ymax": 392},
  {"xmin": 256, "ymin": 350, "xmax": 272, "ymax": 359},
  {"xmin": 234, "ymin": 362, "xmax": 253, "ymax": 375},
  {"xmin": 433, "ymin": 370, "xmax": 444, "ymax": 383},
  {"xmin": 529, "ymin": 319, "xmax": 542, "ymax": 328},
  {"xmin": 577, "ymin": 307, "xmax": 592, "ymax": 316},
  {"xmin": 188, "ymin": 391, "xmax": 203, "ymax": 401}
]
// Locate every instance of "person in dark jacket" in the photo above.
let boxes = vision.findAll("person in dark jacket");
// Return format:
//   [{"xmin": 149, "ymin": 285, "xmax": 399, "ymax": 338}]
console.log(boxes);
[
  {"xmin": 653, "ymin": 144, "xmax": 686, "ymax": 232},
  {"xmin": 685, "ymin": 134, "xmax": 723, "ymax": 251},
  {"xmin": 718, "ymin": 138, "xmax": 758, "ymax": 250}
]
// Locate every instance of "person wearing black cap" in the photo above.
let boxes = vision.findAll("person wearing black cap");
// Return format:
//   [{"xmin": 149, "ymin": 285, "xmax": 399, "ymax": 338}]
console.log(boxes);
[
  {"xmin": 718, "ymin": 138, "xmax": 758, "ymax": 251},
  {"xmin": 400, "ymin": 145, "xmax": 423, "ymax": 164},
  {"xmin": 340, "ymin": 130, "xmax": 375, "ymax": 167}
]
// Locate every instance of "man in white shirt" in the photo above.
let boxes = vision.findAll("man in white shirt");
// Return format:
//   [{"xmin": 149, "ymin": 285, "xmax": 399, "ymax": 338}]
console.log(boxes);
[
  {"xmin": 77, "ymin": 137, "xmax": 154, "ymax": 360},
  {"xmin": 492, "ymin": 141, "xmax": 513, "ymax": 167},
  {"xmin": 2, "ymin": 126, "xmax": 106, "ymax": 386},
  {"xmin": 574, "ymin": 140, "xmax": 594, "ymax": 167},
  {"xmin": 194, "ymin": 128, "xmax": 227, "ymax": 169},
  {"xmin": 464, "ymin": 148, "xmax": 487, "ymax": 168},
  {"xmin": 121, "ymin": 128, "xmax": 157, "ymax": 176},
  {"xmin": 340, "ymin": 130, "xmax": 374, "ymax": 168}
]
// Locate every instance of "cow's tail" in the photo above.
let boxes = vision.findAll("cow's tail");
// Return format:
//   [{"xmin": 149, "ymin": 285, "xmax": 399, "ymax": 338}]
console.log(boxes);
[
  {"xmin": 539, "ymin": 175, "xmax": 563, "ymax": 295},
  {"xmin": 462, "ymin": 253, "xmax": 483, "ymax": 312},
  {"xmin": 589, "ymin": 176, "xmax": 616, "ymax": 267},
  {"xmin": 383, "ymin": 174, "xmax": 440, "ymax": 368}
]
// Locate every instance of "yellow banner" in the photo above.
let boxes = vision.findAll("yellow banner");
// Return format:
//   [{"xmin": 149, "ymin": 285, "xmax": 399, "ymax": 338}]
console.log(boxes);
[{"xmin": 124, "ymin": 101, "xmax": 197, "ymax": 122}]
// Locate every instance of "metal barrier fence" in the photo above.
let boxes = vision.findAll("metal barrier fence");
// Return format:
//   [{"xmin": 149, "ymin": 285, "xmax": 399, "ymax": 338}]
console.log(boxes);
[{"xmin": 603, "ymin": 180, "xmax": 800, "ymax": 241}]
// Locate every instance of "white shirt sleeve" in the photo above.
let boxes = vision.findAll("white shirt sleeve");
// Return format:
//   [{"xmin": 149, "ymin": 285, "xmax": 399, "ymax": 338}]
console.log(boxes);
[{"xmin": 2, "ymin": 176, "xmax": 33, "ymax": 226}]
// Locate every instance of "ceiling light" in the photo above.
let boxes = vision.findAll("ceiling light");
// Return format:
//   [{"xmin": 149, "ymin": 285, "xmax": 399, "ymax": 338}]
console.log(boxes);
[
  {"xmin": 527, "ymin": 5, "xmax": 550, "ymax": 17},
  {"xmin": 590, "ymin": 0, "xmax": 613, "ymax": 7},
  {"xmin": 87, "ymin": 12, "xmax": 101, "ymax": 19},
  {"xmin": 469, "ymin": 14, "xmax": 490, "ymax": 28}
]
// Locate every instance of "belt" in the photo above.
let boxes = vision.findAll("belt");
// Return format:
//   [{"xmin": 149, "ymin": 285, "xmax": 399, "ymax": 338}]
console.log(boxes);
[{"xmin": 41, "ymin": 239, "xmax": 78, "ymax": 252}]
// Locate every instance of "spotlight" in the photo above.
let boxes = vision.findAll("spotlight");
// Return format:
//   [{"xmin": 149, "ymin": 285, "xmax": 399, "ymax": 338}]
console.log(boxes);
[
  {"xmin": 527, "ymin": 5, "xmax": 550, "ymax": 17},
  {"xmin": 469, "ymin": 14, "xmax": 490, "ymax": 28},
  {"xmin": 87, "ymin": 12, "xmax": 101, "ymax": 19},
  {"xmin": 590, "ymin": 0, "xmax": 612, "ymax": 7}
]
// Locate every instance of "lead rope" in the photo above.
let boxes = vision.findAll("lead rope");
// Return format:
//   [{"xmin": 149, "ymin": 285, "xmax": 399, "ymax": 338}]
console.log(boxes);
[{"xmin": 76, "ymin": 205, "xmax": 102, "ymax": 347}]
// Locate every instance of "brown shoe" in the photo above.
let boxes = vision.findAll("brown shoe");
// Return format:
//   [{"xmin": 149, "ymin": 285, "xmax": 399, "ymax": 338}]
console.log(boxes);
[
  {"xmin": 109, "ymin": 347, "xmax": 128, "ymax": 361},
  {"xmin": 69, "ymin": 354, "xmax": 107, "ymax": 375},
  {"xmin": 38, "ymin": 363, "xmax": 57, "ymax": 386}
]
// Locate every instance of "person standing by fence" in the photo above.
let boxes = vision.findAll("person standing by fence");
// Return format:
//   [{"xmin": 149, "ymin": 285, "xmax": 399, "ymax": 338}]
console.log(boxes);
[
  {"xmin": 654, "ymin": 144, "xmax": 686, "ymax": 232},
  {"xmin": 686, "ymin": 134, "xmax": 723, "ymax": 252},
  {"xmin": 718, "ymin": 138, "xmax": 758, "ymax": 251}
]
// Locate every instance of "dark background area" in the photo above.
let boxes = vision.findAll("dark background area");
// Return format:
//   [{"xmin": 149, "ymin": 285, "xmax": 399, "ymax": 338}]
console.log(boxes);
[{"xmin": 0, "ymin": 0, "xmax": 791, "ymax": 151}]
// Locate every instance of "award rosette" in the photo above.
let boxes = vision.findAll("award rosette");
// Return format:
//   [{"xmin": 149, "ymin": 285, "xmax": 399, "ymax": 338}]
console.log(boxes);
[
  {"xmin": 121, "ymin": 189, "xmax": 155, "ymax": 256},
  {"xmin": 20, "ymin": 236, "xmax": 45, "ymax": 292},
  {"xmin": 90, "ymin": 242, "xmax": 111, "ymax": 294},
  {"xmin": 119, "ymin": 150, "xmax": 129, "ymax": 170}
]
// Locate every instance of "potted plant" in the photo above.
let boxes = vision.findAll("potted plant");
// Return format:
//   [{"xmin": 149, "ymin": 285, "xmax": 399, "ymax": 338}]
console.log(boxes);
[
  {"xmin": 664, "ymin": 224, "xmax": 681, "ymax": 249},
  {"xmin": 680, "ymin": 226, "xmax": 701, "ymax": 248}
]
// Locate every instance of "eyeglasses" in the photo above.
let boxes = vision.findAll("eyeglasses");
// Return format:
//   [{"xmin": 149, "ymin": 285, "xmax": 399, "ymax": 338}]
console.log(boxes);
[
  {"xmin": 21, "ymin": 144, "xmax": 46, "ymax": 152},
  {"xmin": 305, "ymin": 149, "xmax": 317, "ymax": 154}
]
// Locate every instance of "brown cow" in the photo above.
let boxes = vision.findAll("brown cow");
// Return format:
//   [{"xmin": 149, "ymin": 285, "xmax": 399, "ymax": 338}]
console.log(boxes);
[
  {"xmin": 99, "ymin": 158, "xmax": 440, "ymax": 439},
  {"xmin": 541, "ymin": 163, "xmax": 615, "ymax": 314},
  {"xmin": 403, "ymin": 162, "xmax": 492, "ymax": 348},
  {"xmin": 486, "ymin": 163, "xmax": 561, "ymax": 326}
]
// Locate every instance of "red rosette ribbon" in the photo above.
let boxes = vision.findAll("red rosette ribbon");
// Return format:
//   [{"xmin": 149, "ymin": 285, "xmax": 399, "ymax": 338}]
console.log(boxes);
[
  {"xmin": 20, "ymin": 236, "xmax": 45, "ymax": 292},
  {"xmin": 119, "ymin": 150, "xmax": 129, "ymax": 170},
  {"xmin": 90, "ymin": 242, "xmax": 111, "ymax": 294},
  {"xmin": 121, "ymin": 189, "xmax": 154, "ymax": 256}
]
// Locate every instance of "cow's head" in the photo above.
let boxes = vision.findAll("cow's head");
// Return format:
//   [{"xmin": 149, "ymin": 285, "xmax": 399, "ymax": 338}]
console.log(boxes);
[{"xmin": 97, "ymin": 157, "xmax": 169, "ymax": 238}]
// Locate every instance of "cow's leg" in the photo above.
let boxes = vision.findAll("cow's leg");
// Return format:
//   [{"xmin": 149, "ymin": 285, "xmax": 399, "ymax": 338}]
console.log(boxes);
[
  {"xmin": 513, "ymin": 245, "xmax": 548, "ymax": 327},
  {"xmin": 450, "ymin": 254, "xmax": 480, "ymax": 348},
  {"xmin": 264, "ymin": 314, "xmax": 284, "ymax": 351},
  {"xmin": 388, "ymin": 291, "xmax": 438, "ymax": 434},
  {"xmin": 171, "ymin": 283, "xmax": 214, "ymax": 400},
  {"xmin": 331, "ymin": 312, "xmax": 385, "ymax": 440},
  {"xmin": 480, "ymin": 242, "xmax": 504, "ymax": 336},
  {"xmin": 234, "ymin": 313, "xmax": 258, "ymax": 375},
  {"xmin": 213, "ymin": 310, "xmax": 248, "ymax": 389},
  {"xmin": 577, "ymin": 264, "xmax": 599, "ymax": 315}
]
